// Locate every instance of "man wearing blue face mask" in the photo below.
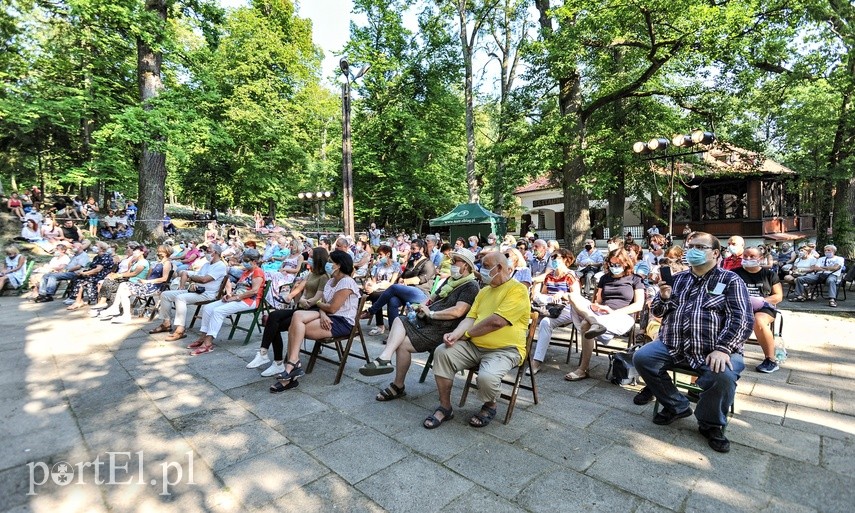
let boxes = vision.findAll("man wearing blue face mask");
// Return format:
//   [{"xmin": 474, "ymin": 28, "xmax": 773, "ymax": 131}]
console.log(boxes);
[{"xmin": 633, "ymin": 231, "xmax": 753, "ymax": 453}]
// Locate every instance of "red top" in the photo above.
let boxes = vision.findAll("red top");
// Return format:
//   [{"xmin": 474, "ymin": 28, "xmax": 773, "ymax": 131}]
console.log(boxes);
[
  {"xmin": 238, "ymin": 267, "xmax": 265, "ymax": 306},
  {"xmin": 721, "ymin": 255, "xmax": 742, "ymax": 271},
  {"xmin": 8, "ymin": 199, "xmax": 21, "ymax": 208}
]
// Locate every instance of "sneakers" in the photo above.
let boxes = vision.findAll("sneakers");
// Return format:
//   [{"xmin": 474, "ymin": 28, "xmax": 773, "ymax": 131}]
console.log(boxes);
[
  {"xmin": 755, "ymin": 357, "xmax": 779, "ymax": 374},
  {"xmin": 699, "ymin": 425, "xmax": 731, "ymax": 453},
  {"xmin": 247, "ymin": 350, "xmax": 271, "ymax": 369},
  {"xmin": 829, "ymin": 299, "xmax": 838, "ymax": 307},
  {"xmin": 653, "ymin": 406, "xmax": 693, "ymax": 425},
  {"xmin": 261, "ymin": 361, "xmax": 285, "ymax": 377}
]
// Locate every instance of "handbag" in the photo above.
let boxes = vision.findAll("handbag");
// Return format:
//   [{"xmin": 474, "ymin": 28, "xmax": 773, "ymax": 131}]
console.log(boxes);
[{"xmin": 546, "ymin": 304, "xmax": 565, "ymax": 318}]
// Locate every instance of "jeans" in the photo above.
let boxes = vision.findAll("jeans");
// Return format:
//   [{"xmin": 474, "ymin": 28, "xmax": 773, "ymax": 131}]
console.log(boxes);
[
  {"xmin": 366, "ymin": 284, "xmax": 427, "ymax": 326},
  {"xmin": 633, "ymin": 339, "xmax": 743, "ymax": 428},
  {"xmin": 41, "ymin": 271, "xmax": 77, "ymax": 296},
  {"xmin": 795, "ymin": 273, "xmax": 838, "ymax": 299}
]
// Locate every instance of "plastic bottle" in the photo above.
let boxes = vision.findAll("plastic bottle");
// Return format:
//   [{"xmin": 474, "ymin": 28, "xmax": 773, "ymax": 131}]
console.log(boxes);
[
  {"xmin": 774, "ymin": 336, "xmax": 787, "ymax": 364},
  {"xmin": 406, "ymin": 302, "xmax": 417, "ymax": 323}
]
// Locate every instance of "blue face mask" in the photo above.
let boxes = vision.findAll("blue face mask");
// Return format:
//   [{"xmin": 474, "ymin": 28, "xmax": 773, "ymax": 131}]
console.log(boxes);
[
  {"xmin": 243, "ymin": 261, "xmax": 253, "ymax": 270},
  {"xmin": 479, "ymin": 266, "xmax": 494, "ymax": 283},
  {"xmin": 550, "ymin": 259, "xmax": 559, "ymax": 270},
  {"xmin": 324, "ymin": 262, "xmax": 335, "ymax": 274},
  {"xmin": 685, "ymin": 248, "xmax": 710, "ymax": 267},
  {"xmin": 378, "ymin": 256, "xmax": 387, "ymax": 265},
  {"xmin": 610, "ymin": 266, "xmax": 624, "ymax": 275},
  {"xmin": 306, "ymin": 258, "xmax": 313, "ymax": 267}
]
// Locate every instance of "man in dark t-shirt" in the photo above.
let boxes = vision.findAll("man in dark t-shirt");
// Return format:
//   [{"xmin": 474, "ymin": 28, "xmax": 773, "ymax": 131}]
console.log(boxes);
[
  {"xmin": 734, "ymin": 247, "xmax": 783, "ymax": 373},
  {"xmin": 60, "ymin": 219, "xmax": 83, "ymax": 243}
]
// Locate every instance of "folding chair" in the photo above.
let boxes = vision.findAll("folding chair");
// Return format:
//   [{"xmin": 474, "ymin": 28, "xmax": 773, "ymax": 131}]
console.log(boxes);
[
  {"xmin": 653, "ymin": 364, "xmax": 736, "ymax": 422},
  {"xmin": 811, "ymin": 267, "xmax": 848, "ymax": 301},
  {"xmin": 303, "ymin": 294, "xmax": 371, "ymax": 384},
  {"xmin": 188, "ymin": 279, "xmax": 229, "ymax": 329},
  {"xmin": 227, "ymin": 281, "xmax": 273, "ymax": 346},
  {"xmin": 458, "ymin": 311, "xmax": 541, "ymax": 424},
  {"xmin": 133, "ymin": 269, "xmax": 175, "ymax": 319}
]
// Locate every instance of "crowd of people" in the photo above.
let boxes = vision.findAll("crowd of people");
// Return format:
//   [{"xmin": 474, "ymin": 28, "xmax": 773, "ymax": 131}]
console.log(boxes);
[{"xmin": 5, "ymin": 206, "xmax": 850, "ymax": 454}]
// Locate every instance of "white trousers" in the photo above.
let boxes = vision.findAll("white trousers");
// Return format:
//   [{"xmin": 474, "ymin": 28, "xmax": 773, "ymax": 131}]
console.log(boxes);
[
  {"xmin": 200, "ymin": 299, "xmax": 257, "ymax": 337},
  {"xmin": 159, "ymin": 289, "xmax": 218, "ymax": 327}
]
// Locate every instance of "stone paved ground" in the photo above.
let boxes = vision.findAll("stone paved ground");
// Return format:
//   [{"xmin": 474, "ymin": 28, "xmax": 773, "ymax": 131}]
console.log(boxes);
[{"xmin": 1, "ymin": 295, "xmax": 853, "ymax": 513}]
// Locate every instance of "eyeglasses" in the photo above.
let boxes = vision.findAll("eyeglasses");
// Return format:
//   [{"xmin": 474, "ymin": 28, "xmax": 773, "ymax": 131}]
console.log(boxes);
[{"xmin": 685, "ymin": 243, "xmax": 713, "ymax": 250}]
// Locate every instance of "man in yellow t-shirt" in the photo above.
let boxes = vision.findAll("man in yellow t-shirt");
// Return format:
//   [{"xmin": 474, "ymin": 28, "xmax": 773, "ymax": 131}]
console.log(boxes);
[{"xmin": 424, "ymin": 252, "xmax": 531, "ymax": 430}]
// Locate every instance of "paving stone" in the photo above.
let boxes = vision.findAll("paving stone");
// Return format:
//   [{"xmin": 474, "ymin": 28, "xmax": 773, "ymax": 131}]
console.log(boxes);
[
  {"xmin": 356, "ymin": 454, "xmax": 474, "ymax": 513},
  {"xmin": 218, "ymin": 444, "xmax": 328, "ymax": 510},
  {"xmin": 310, "ymin": 430, "xmax": 409, "ymax": 484},
  {"xmin": 440, "ymin": 486, "xmax": 526, "ymax": 513},
  {"xmin": 517, "ymin": 467, "xmax": 640, "ymax": 512},
  {"xmin": 269, "ymin": 473, "xmax": 384, "ymax": 513},
  {"xmin": 726, "ymin": 417, "xmax": 821, "ymax": 464},
  {"xmin": 684, "ymin": 480, "xmax": 774, "ymax": 513},
  {"xmin": 242, "ymin": 391, "xmax": 329, "ymax": 427},
  {"xmin": 517, "ymin": 417, "xmax": 616, "ymax": 472},
  {"xmin": 585, "ymin": 442, "xmax": 700, "ymax": 509},
  {"xmin": 350, "ymin": 398, "xmax": 447, "ymax": 437},
  {"xmin": 763, "ymin": 455, "xmax": 855, "ymax": 513},
  {"xmin": 783, "ymin": 404, "xmax": 855, "ymax": 439},
  {"xmin": 273, "ymin": 409, "xmax": 361, "ymax": 452},
  {"xmin": 183, "ymin": 419, "xmax": 289, "ymax": 471},
  {"xmin": 819, "ymin": 436, "xmax": 855, "ymax": 476},
  {"xmin": 750, "ymin": 381, "xmax": 832, "ymax": 411},
  {"xmin": 523, "ymin": 390, "xmax": 609, "ymax": 429},
  {"xmin": 391, "ymin": 414, "xmax": 474, "ymax": 463},
  {"xmin": 831, "ymin": 389, "xmax": 855, "ymax": 416},
  {"xmin": 444, "ymin": 441, "xmax": 556, "ymax": 500}
]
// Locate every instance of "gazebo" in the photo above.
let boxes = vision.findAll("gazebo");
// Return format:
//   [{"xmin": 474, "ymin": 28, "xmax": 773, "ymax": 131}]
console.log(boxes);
[{"xmin": 429, "ymin": 203, "xmax": 507, "ymax": 244}]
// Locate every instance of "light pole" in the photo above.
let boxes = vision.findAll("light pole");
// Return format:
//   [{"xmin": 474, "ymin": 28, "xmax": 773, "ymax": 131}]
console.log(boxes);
[
  {"xmin": 339, "ymin": 57, "xmax": 369, "ymax": 237},
  {"xmin": 633, "ymin": 130, "xmax": 716, "ymax": 239},
  {"xmin": 298, "ymin": 191, "xmax": 333, "ymax": 235}
]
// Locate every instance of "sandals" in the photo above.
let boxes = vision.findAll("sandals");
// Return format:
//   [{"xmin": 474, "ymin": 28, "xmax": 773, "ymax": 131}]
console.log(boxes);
[
  {"xmin": 166, "ymin": 330, "xmax": 187, "ymax": 341},
  {"xmin": 375, "ymin": 382, "xmax": 406, "ymax": 402},
  {"xmin": 65, "ymin": 302, "xmax": 86, "ymax": 311},
  {"xmin": 369, "ymin": 326, "xmax": 386, "ymax": 336},
  {"xmin": 469, "ymin": 404, "xmax": 497, "ymax": 428},
  {"xmin": 423, "ymin": 405, "xmax": 454, "ymax": 429},
  {"xmin": 276, "ymin": 360, "xmax": 304, "ymax": 381},
  {"xmin": 149, "ymin": 324, "xmax": 172, "ymax": 334},
  {"xmin": 359, "ymin": 357, "xmax": 394, "ymax": 376},
  {"xmin": 269, "ymin": 378, "xmax": 300, "ymax": 394},
  {"xmin": 564, "ymin": 370, "xmax": 589, "ymax": 381},
  {"xmin": 190, "ymin": 344, "xmax": 214, "ymax": 356},
  {"xmin": 187, "ymin": 339, "xmax": 204, "ymax": 349}
]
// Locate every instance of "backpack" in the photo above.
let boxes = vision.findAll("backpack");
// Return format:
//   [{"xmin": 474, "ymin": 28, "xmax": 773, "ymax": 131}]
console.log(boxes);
[{"xmin": 607, "ymin": 344, "xmax": 642, "ymax": 385}]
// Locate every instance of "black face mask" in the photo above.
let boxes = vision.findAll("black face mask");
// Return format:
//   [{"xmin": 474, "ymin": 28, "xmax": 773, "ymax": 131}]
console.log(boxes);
[
  {"xmin": 584, "ymin": 245, "xmax": 592, "ymax": 251},
  {"xmin": 410, "ymin": 252, "xmax": 423, "ymax": 260}
]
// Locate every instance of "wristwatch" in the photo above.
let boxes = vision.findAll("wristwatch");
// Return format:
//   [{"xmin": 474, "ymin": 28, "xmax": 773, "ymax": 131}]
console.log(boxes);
[{"xmin": 429, "ymin": 310, "xmax": 434, "ymax": 319}]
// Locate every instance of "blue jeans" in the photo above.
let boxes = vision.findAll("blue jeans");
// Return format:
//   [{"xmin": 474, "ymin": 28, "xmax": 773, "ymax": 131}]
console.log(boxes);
[
  {"xmin": 41, "ymin": 271, "xmax": 78, "ymax": 296},
  {"xmin": 633, "ymin": 339, "xmax": 744, "ymax": 428},
  {"xmin": 795, "ymin": 273, "xmax": 838, "ymax": 299},
  {"xmin": 366, "ymin": 284, "xmax": 427, "ymax": 326}
]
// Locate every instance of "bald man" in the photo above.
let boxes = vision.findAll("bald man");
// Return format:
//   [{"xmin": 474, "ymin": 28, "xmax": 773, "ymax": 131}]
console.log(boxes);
[{"xmin": 423, "ymin": 252, "xmax": 531, "ymax": 430}]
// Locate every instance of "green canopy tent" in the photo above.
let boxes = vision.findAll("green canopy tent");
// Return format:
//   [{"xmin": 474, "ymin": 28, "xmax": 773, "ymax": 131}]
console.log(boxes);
[{"xmin": 429, "ymin": 203, "xmax": 507, "ymax": 244}]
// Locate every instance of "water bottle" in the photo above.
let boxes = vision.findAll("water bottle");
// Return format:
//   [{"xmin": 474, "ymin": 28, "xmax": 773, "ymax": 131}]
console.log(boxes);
[
  {"xmin": 406, "ymin": 302, "xmax": 417, "ymax": 323},
  {"xmin": 774, "ymin": 336, "xmax": 787, "ymax": 363}
]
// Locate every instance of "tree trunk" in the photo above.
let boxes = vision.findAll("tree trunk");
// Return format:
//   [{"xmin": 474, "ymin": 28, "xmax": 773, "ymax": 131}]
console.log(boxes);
[
  {"xmin": 135, "ymin": 0, "xmax": 167, "ymax": 241},
  {"xmin": 458, "ymin": 1, "xmax": 479, "ymax": 204},
  {"xmin": 559, "ymin": 73, "xmax": 590, "ymax": 249}
]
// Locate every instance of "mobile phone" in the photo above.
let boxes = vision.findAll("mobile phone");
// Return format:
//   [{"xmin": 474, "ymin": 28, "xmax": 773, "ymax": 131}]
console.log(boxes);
[{"xmin": 660, "ymin": 266, "xmax": 674, "ymax": 286}]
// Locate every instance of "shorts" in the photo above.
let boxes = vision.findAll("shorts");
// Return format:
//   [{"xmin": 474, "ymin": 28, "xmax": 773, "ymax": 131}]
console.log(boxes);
[
  {"xmin": 88, "ymin": 218, "xmax": 98, "ymax": 227},
  {"xmin": 328, "ymin": 315, "xmax": 353, "ymax": 338}
]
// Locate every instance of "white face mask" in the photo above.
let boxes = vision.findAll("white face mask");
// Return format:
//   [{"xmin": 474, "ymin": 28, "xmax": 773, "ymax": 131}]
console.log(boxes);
[
  {"xmin": 741, "ymin": 259, "xmax": 759, "ymax": 268},
  {"xmin": 450, "ymin": 266, "xmax": 462, "ymax": 279},
  {"xmin": 728, "ymin": 244, "xmax": 739, "ymax": 254}
]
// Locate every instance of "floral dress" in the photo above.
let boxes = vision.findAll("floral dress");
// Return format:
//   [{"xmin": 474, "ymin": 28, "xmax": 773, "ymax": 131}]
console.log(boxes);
[
  {"xmin": 128, "ymin": 262, "xmax": 165, "ymax": 297},
  {"xmin": 71, "ymin": 253, "xmax": 115, "ymax": 299}
]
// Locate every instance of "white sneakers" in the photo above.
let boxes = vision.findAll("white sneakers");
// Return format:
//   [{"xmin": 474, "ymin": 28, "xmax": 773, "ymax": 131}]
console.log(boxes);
[
  {"xmin": 246, "ymin": 350, "xmax": 270, "ymax": 369},
  {"xmin": 261, "ymin": 362, "xmax": 285, "ymax": 377}
]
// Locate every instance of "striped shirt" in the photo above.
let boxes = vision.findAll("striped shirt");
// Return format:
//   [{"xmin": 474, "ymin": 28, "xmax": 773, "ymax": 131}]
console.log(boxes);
[{"xmin": 651, "ymin": 266, "xmax": 753, "ymax": 369}]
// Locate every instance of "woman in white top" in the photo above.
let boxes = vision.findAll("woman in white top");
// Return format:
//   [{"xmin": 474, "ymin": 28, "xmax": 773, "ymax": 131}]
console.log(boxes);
[
  {"xmin": 0, "ymin": 245, "xmax": 27, "ymax": 290},
  {"xmin": 272, "ymin": 250, "xmax": 360, "ymax": 390},
  {"xmin": 782, "ymin": 245, "xmax": 817, "ymax": 286}
]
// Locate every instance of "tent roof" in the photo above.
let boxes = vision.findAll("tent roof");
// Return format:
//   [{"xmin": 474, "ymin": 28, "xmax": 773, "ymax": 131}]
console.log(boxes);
[{"xmin": 429, "ymin": 203, "xmax": 504, "ymax": 227}]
